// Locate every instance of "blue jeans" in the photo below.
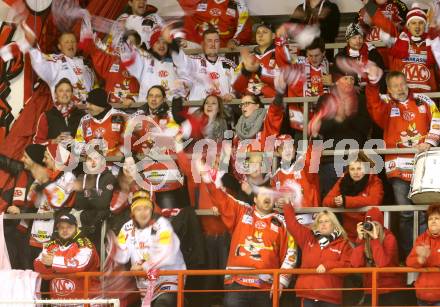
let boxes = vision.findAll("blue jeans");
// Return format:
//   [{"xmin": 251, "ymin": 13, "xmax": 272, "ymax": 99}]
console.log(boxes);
[
  {"xmin": 390, "ymin": 178, "xmax": 426, "ymax": 259},
  {"xmin": 302, "ymin": 298, "xmax": 340, "ymax": 307},
  {"xmin": 418, "ymin": 299, "xmax": 440, "ymax": 306},
  {"xmin": 224, "ymin": 283, "xmax": 272, "ymax": 307}
]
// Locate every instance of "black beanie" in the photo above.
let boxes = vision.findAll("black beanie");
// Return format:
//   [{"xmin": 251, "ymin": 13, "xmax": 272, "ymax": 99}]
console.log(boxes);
[
  {"xmin": 86, "ymin": 88, "xmax": 110, "ymax": 108},
  {"xmin": 24, "ymin": 144, "xmax": 46, "ymax": 166}
]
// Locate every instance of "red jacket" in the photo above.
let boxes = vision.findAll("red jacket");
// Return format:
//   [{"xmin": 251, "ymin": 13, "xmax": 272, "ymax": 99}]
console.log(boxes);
[
  {"xmin": 323, "ymin": 174, "xmax": 384, "ymax": 242},
  {"xmin": 351, "ymin": 229, "xmax": 405, "ymax": 294},
  {"xmin": 406, "ymin": 230, "xmax": 440, "ymax": 303},
  {"xmin": 284, "ymin": 204, "xmax": 352, "ymax": 304}
]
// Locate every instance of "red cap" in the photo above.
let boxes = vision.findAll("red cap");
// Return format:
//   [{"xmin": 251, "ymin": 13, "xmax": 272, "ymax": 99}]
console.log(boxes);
[
  {"xmin": 366, "ymin": 207, "xmax": 384, "ymax": 226},
  {"xmin": 150, "ymin": 27, "xmax": 162, "ymax": 48}
]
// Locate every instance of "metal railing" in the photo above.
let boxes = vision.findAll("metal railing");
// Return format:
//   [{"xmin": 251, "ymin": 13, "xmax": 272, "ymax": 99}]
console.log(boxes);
[
  {"xmin": 3, "ymin": 204, "xmax": 430, "ymax": 272},
  {"xmin": 34, "ymin": 266, "xmax": 440, "ymax": 307}
]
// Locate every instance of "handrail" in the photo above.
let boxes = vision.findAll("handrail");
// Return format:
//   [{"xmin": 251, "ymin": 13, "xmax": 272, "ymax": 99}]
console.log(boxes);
[
  {"xmin": 183, "ymin": 41, "xmax": 387, "ymax": 55},
  {"xmin": 35, "ymin": 267, "xmax": 440, "ymax": 307},
  {"xmin": 104, "ymin": 91, "xmax": 440, "ymax": 110},
  {"xmin": 2, "ymin": 205, "xmax": 430, "ymax": 220},
  {"xmin": 90, "ymin": 147, "xmax": 429, "ymax": 163}
]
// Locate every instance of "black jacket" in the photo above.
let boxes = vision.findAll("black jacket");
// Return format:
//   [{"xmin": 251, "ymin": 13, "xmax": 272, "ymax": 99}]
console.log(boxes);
[{"xmin": 75, "ymin": 169, "xmax": 117, "ymax": 231}]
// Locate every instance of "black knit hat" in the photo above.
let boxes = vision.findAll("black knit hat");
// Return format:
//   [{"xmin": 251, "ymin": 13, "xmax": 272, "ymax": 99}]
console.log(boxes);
[
  {"xmin": 86, "ymin": 88, "xmax": 110, "ymax": 108},
  {"xmin": 24, "ymin": 144, "xmax": 46, "ymax": 166}
]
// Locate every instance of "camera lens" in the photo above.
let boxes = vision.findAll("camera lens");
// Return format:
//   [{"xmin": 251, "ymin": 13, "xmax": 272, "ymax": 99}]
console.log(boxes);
[{"xmin": 363, "ymin": 221, "xmax": 373, "ymax": 231}]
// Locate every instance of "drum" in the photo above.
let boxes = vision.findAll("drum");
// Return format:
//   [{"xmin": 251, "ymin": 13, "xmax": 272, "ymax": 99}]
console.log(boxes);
[
  {"xmin": 25, "ymin": 0, "xmax": 52, "ymax": 13},
  {"xmin": 410, "ymin": 151, "xmax": 440, "ymax": 204}
]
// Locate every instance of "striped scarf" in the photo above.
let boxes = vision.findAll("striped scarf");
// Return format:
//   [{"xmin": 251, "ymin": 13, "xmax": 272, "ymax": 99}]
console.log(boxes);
[{"xmin": 313, "ymin": 229, "xmax": 341, "ymax": 249}]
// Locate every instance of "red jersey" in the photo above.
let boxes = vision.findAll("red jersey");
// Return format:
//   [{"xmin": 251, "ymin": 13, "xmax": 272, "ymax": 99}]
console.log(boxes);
[
  {"xmin": 359, "ymin": 1, "xmax": 406, "ymax": 67},
  {"xmin": 233, "ymin": 46, "xmax": 280, "ymax": 97},
  {"xmin": 270, "ymin": 147, "xmax": 320, "ymax": 208},
  {"xmin": 34, "ymin": 235, "xmax": 100, "ymax": 299},
  {"xmin": 205, "ymin": 182, "xmax": 297, "ymax": 289},
  {"xmin": 81, "ymin": 38, "xmax": 139, "ymax": 103},
  {"xmin": 178, "ymin": 0, "xmax": 252, "ymax": 46},
  {"xmin": 130, "ymin": 110, "xmax": 184, "ymax": 192},
  {"xmin": 366, "ymin": 83, "xmax": 440, "ymax": 181},
  {"xmin": 369, "ymin": 7, "xmax": 438, "ymax": 91},
  {"xmin": 75, "ymin": 108, "xmax": 127, "ymax": 156}
]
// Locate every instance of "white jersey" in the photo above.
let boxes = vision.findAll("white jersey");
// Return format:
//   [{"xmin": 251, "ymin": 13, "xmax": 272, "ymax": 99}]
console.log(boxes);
[
  {"xmin": 124, "ymin": 48, "xmax": 178, "ymax": 101},
  {"xmin": 115, "ymin": 218, "xmax": 186, "ymax": 299},
  {"xmin": 109, "ymin": 13, "xmax": 164, "ymax": 50},
  {"xmin": 28, "ymin": 171, "xmax": 76, "ymax": 246},
  {"xmin": 29, "ymin": 48, "xmax": 95, "ymax": 104},
  {"xmin": 172, "ymin": 49, "xmax": 237, "ymax": 101}
]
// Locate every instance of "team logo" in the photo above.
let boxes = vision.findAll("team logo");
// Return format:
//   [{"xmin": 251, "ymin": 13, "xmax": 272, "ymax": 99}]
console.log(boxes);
[
  {"xmin": 158, "ymin": 70, "xmax": 169, "ymax": 78},
  {"xmin": 403, "ymin": 63, "xmax": 430, "ymax": 83},
  {"xmin": 255, "ymin": 221, "xmax": 267, "ymax": 230},
  {"xmin": 402, "ymin": 111, "xmax": 415, "ymax": 122},
  {"xmin": 209, "ymin": 72, "xmax": 220, "ymax": 80},
  {"xmin": 209, "ymin": 8, "xmax": 222, "ymax": 17},
  {"xmin": 51, "ymin": 278, "xmax": 76, "ymax": 296},
  {"xmin": 94, "ymin": 127, "xmax": 106, "ymax": 138}
]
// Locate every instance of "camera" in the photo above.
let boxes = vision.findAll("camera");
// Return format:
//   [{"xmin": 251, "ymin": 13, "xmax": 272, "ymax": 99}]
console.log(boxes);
[
  {"xmin": 363, "ymin": 221, "xmax": 374, "ymax": 231},
  {"xmin": 363, "ymin": 216, "xmax": 373, "ymax": 231}
]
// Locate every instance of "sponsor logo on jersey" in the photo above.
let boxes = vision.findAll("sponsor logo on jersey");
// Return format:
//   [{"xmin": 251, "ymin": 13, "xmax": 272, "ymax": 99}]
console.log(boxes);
[
  {"xmin": 418, "ymin": 105, "xmax": 427, "ymax": 113},
  {"xmin": 158, "ymin": 70, "xmax": 169, "ymax": 78},
  {"xmin": 402, "ymin": 111, "xmax": 415, "ymax": 122},
  {"xmin": 52, "ymin": 278, "xmax": 76, "ymax": 296},
  {"xmin": 209, "ymin": 72, "xmax": 220, "ymax": 80},
  {"xmin": 196, "ymin": 3, "xmax": 208, "ymax": 11},
  {"xmin": 403, "ymin": 63, "xmax": 430, "ymax": 83},
  {"xmin": 390, "ymin": 107, "xmax": 400, "ymax": 117},
  {"xmin": 13, "ymin": 188, "xmax": 25, "ymax": 201},
  {"xmin": 242, "ymin": 214, "xmax": 253, "ymax": 225},
  {"xmin": 226, "ymin": 8, "xmax": 236, "ymax": 17},
  {"xmin": 109, "ymin": 63, "xmax": 120, "ymax": 73},
  {"xmin": 255, "ymin": 221, "xmax": 266, "ymax": 230},
  {"xmin": 209, "ymin": 8, "xmax": 222, "ymax": 17}
]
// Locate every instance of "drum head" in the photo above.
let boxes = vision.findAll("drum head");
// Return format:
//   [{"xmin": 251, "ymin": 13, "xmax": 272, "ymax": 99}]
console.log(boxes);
[
  {"xmin": 411, "ymin": 191, "xmax": 440, "ymax": 204},
  {"xmin": 25, "ymin": 0, "xmax": 52, "ymax": 13}
]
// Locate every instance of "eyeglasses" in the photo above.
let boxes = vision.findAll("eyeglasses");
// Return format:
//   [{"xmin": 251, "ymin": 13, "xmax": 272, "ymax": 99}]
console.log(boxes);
[{"xmin": 240, "ymin": 101, "xmax": 258, "ymax": 108}]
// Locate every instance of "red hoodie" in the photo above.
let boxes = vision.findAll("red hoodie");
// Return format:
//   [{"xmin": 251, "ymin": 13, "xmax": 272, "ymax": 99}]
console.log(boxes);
[
  {"xmin": 406, "ymin": 230, "xmax": 440, "ymax": 303},
  {"xmin": 284, "ymin": 204, "xmax": 352, "ymax": 305},
  {"xmin": 351, "ymin": 207, "xmax": 405, "ymax": 294},
  {"xmin": 323, "ymin": 174, "xmax": 384, "ymax": 242}
]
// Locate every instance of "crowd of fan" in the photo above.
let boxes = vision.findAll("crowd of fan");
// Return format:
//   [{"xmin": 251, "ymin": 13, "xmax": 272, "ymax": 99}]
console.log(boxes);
[{"xmin": 3, "ymin": 0, "xmax": 440, "ymax": 306}]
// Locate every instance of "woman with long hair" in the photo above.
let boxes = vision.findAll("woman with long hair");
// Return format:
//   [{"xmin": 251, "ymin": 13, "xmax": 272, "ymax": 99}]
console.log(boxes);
[
  {"xmin": 284, "ymin": 204, "xmax": 352, "ymax": 307},
  {"xmin": 323, "ymin": 153, "xmax": 384, "ymax": 242}
]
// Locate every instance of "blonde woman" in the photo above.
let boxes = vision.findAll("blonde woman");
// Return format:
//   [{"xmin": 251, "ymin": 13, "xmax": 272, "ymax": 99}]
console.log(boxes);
[{"xmin": 284, "ymin": 204, "xmax": 352, "ymax": 307}]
